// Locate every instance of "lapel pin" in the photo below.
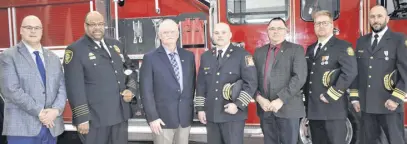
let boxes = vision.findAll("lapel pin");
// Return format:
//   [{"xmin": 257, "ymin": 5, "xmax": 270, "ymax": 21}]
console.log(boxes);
[
  {"xmin": 230, "ymin": 49, "xmax": 233, "ymax": 52},
  {"xmin": 226, "ymin": 54, "xmax": 230, "ymax": 57},
  {"xmin": 324, "ymin": 47, "xmax": 327, "ymax": 51},
  {"xmin": 94, "ymin": 46, "xmax": 98, "ymax": 49}
]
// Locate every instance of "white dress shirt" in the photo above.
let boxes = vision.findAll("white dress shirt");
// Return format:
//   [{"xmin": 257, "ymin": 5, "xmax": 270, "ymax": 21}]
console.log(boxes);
[
  {"xmin": 314, "ymin": 34, "xmax": 334, "ymax": 56},
  {"xmin": 23, "ymin": 41, "xmax": 45, "ymax": 67},
  {"xmin": 94, "ymin": 39, "xmax": 111, "ymax": 57}
]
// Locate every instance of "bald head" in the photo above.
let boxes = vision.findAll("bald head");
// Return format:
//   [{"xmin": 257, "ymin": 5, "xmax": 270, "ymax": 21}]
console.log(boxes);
[
  {"xmin": 20, "ymin": 15, "xmax": 43, "ymax": 47},
  {"xmin": 213, "ymin": 23, "xmax": 232, "ymax": 48},
  {"xmin": 369, "ymin": 5, "xmax": 389, "ymax": 33},
  {"xmin": 84, "ymin": 11, "xmax": 105, "ymax": 41},
  {"xmin": 158, "ymin": 19, "xmax": 179, "ymax": 49}
]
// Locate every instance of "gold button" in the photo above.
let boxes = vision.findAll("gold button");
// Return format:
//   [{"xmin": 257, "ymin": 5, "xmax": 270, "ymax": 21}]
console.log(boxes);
[
  {"xmin": 205, "ymin": 72, "xmax": 208, "ymax": 74},
  {"xmin": 115, "ymin": 70, "xmax": 117, "ymax": 73},
  {"xmin": 369, "ymin": 75, "xmax": 371, "ymax": 78},
  {"xmin": 370, "ymin": 57, "xmax": 373, "ymax": 59},
  {"xmin": 215, "ymin": 98, "xmax": 218, "ymax": 100},
  {"xmin": 229, "ymin": 72, "xmax": 232, "ymax": 74},
  {"xmin": 313, "ymin": 63, "xmax": 315, "ymax": 65},
  {"xmin": 216, "ymin": 81, "xmax": 219, "ymax": 83},
  {"xmin": 309, "ymin": 82, "xmax": 312, "ymax": 84},
  {"xmin": 94, "ymin": 63, "xmax": 96, "ymax": 66},
  {"xmin": 369, "ymin": 66, "xmax": 372, "ymax": 69},
  {"xmin": 368, "ymin": 85, "xmax": 371, "ymax": 88},
  {"xmin": 118, "ymin": 81, "xmax": 120, "ymax": 84},
  {"xmin": 309, "ymin": 91, "xmax": 312, "ymax": 94},
  {"xmin": 311, "ymin": 72, "xmax": 314, "ymax": 74},
  {"xmin": 217, "ymin": 72, "xmax": 220, "ymax": 75},
  {"xmin": 215, "ymin": 89, "xmax": 218, "ymax": 92}
]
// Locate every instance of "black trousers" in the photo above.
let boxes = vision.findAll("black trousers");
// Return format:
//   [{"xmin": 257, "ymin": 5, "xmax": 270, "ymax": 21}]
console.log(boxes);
[
  {"xmin": 309, "ymin": 119, "xmax": 346, "ymax": 144},
  {"xmin": 206, "ymin": 120, "xmax": 245, "ymax": 144},
  {"xmin": 260, "ymin": 114, "xmax": 300, "ymax": 144},
  {"xmin": 79, "ymin": 121, "xmax": 128, "ymax": 144},
  {"xmin": 361, "ymin": 112, "xmax": 405, "ymax": 144}
]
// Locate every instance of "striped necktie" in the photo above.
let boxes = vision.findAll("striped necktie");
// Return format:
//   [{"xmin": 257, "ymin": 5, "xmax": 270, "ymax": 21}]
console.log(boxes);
[{"xmin": 169, "ymin": 53, "xmax": 180, "ymax": 82}]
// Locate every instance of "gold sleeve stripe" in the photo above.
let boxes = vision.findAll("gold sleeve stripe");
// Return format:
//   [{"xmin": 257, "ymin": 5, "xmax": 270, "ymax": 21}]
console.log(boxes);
[
  {"xmin": 72, "ymin": 104, "xmax": 89, "ymax": 119},
  {"xmin": 392, "ymin": 88, "xmax": 406, "ymax": 100},
  {"xmin": 238, "ymin": 91, "xmax": 252, "ymax": 106},
  {"xmin": 327, "ymin": 87, "xmax": 342, "ymax": 100},
  {"xmin": 194, "ymin": 96, "xmax": 206, "ymax": 107},
  {"xmin": 349, "ymin": 89, "xmax": 359, "ymax": 97}
]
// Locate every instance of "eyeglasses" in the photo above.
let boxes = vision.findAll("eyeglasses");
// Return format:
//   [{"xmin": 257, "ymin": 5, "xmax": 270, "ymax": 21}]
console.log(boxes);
[
  {"xmin": 268, "ymin": 27, "xmax": 286, "ymax": 31},
  {"xmin": 86, "ymin": 22, "xmax": 105, "ymax": 28},
  {"xmin": 161, "ymin": 30, "xmax": 178, "ymax": 35},
  {"xmin": 21, "ymin": 26, "xmax": 42, "ymax": 31},
  {"xmin": 314, "ymin": 21, "xmax": 332, "ymax": 27}
]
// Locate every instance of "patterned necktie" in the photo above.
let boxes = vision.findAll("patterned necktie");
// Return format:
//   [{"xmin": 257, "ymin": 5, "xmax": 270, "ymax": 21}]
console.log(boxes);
[
  {"xmin": 169, "ymin": 53, "xmax": 180, "ymax": 82},
  {"xmin": 33, "ymin": 51, "xmax": 46, "ymax": 87}
]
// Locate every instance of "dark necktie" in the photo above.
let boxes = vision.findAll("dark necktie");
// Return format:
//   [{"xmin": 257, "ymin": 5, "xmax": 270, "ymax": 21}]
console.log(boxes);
[
  {"xmin": 99, "ymin": 42, "xmax": 110, "ymax": 57},
  {"xmin": 263, "ymin": 46, "xmax": 276, "ymax": 94},
  {"xmin": 314, "ymin": 43, "xmax": 322, "ymax": 58},
  {"xmin": 217, "ymin": 50, "xmax": 223, "ymax": 64},
  {"xmin": 372, "ymin": 34, "xmax": 379, "ymax": 51},
  {"xmin": 33, "ymin": 51, "xmax": 46, "ymax": 87}
]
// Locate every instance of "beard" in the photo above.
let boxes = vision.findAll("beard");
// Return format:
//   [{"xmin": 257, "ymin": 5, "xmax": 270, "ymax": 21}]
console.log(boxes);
[{"xmin": 370, "ymin": 22, "xmax": 387, "ymax": 33}]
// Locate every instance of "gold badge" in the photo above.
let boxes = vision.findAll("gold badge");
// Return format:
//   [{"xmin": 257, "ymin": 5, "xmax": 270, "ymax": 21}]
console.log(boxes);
[
  {"xmin": 347, "ymin": 47, "xmax": 354, "ymax": 56},
  {"xmin": 114, "ymin": 45, "xmax": 120, "ymax": 54},
  {"xmin": 89, "ymin": 52, "xmax": 96, "ymax": 60},
  {"xmin": 64, "ymin": 50, "xmax": 73, "ymax": 64},
  {"xmin": 245, "ymin": 55, "xmax": 254, "ymax": 66}
]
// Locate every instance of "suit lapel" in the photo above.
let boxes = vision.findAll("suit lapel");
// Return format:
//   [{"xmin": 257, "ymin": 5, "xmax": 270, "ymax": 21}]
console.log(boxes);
[
  {"xmin": 43, "ymin": 49, "xmax": 51, "ymax": 90},
  {"xmin": 157, "ymin": 46, "xmax": 178, "ymax": 83},
  {"xmin": 372, "ymin": 30, "xmax": 391, "ymax": 54},
  {"xmin": 217, "ymin": 44, "xmax": 234, "ymax": 71},
  {"xmin": 17, "ymin": 42, "xmax": 44, "ymax": 88},
  {"xmin": 308, "ymin": 42, "xmax": 317, "ymax": 61},
  {"xmin": 259, "ymin": 45, "xmax": 269, "ymax": 76},
  {"xmin": 178, "ymin": 48, "xmax": 188, "ymax": 93}
]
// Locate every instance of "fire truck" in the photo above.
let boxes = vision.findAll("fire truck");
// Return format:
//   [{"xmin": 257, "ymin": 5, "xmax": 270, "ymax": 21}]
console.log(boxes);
[{"xmin": 0, "ymin": 0, "xmax": 406, "ymax": 143}]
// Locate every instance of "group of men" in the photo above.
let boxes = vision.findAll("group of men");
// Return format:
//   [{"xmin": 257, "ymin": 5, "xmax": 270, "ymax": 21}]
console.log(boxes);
[{"xmin": 0, "ymin": 4, "xmax": 405, "ymax": 144}]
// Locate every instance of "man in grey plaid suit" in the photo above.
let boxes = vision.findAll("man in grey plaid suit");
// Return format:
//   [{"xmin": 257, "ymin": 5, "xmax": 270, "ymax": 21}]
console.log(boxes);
[{"xmin": 0, "ymin": 15, "xmax": 66, "ymax": 144}]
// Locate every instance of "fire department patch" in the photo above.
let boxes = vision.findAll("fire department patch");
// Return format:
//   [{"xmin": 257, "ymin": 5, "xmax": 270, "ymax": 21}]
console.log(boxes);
[
  {"xmin": 114, "ymin": 45, "xmax": 120, "ymax": 54},
  {"xmin": 347, "ymin": 47, "xmax": 354, "ymax": 56},
  {"xmin": 64, "ymin": 50, "xmax": 73, "ymax": 64},
  {"xmin": 245, "ymin": 55, "xmax": 254, "ymax": 66}
]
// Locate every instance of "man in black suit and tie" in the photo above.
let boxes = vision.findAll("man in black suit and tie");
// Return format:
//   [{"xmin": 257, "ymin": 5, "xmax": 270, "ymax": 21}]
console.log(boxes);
[
  {"xmin": 140, "ymin": 19, "xmax": 196, "ymax": 144},
  {"xmin": 304, "ymin": 10, "xmax": 357, "ymax": 144},
  {"xmin": 350, "ymin": 6, "xmax": 407, "ymax": 144},
  {"xmin": 253, "ymin": 17, "xmax": 307, "ymax": 144}
]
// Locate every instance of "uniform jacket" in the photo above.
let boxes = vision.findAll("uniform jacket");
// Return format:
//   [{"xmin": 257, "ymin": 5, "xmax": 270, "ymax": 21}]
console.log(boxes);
[
  {"xmin": 350, "ymin": 29, "xmax": 407, "ymax": 114},
  {"xmin": 195, "ymin": 44, "xmax": 258, "ymax": 123},
  {"xmin": 304, "ymin": 36, "xmax": 357, "ymax": 120},
  {"xmin": 63, "ymin": 35, "xmax": 136, "ymax": 127}
]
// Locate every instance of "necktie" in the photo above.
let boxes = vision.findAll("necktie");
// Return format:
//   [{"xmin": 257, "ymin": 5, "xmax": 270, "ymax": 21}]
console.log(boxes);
[
  {"xmin": 169, "ymin": 53, "xmax": 180, "ymax": 82},
  {"xmin": 217, "ymin": 50, "xmax": 223, "ymax": 65},
  {"xmin": 314, "ymin": 43, "xmax": 322, "ymax": 58},
  {"xmin": 372, "ymin": 34, "xmax": 379, "ymax": 51},
  {"xmin": 99, "ymin": 42, "xmax": 110, "ymax": 57},
  {"xmin": 263, "ymin": 46, "xmax": 276, "ymax": 94},
  {"xmin": 33, "ymin": 51, "xmax": 46, "ymax": 87}
]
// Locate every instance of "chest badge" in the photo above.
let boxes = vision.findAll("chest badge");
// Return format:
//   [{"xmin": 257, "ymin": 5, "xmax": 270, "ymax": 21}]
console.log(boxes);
[
  {"xmin": 321, "ymin": 56, "xmax": 329, "ymax": 65},
  {"xmin": 89, "ymin": 52, "xmax": 96, "ymax": 60},
  {"xmin": 347, "ymin": 47, "xmax": 354, "ymax": 56},
  {"xmin": 384, "ymin": 51, "xmax": 389, "ymax": 61}
]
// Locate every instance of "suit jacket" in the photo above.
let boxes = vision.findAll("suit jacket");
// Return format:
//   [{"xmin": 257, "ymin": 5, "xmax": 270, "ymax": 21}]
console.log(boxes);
[
  {"xmin": 0, "ymin": 42, "xmax": 66, "ymax": 137},
  {"xmin": 254, "ymin": 41, "xmax": 307, "ymax": 119},
  {"xmin": 63, "ymin": 35, "xmax": 135, "ymax": 127},
  {"xmin": 350, "ymin": 29, "xmax": 407, "ymax": 114},
  {"xmin": 304, "ymin": 36, "xmax": 357, "ymax": 120},
  {"xmin": 140, "ymin": 46, "xmax": 196, "ymax": 129},
  {"xmin": 195, "ymin": 44, "xmax": 258, "ymax": 123}
]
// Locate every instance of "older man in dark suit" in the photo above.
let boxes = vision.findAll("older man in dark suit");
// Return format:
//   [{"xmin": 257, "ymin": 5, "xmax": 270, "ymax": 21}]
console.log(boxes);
[
  {"xmin": 253, "ymin": 17, "xmax": 307, "ymax": 144},
  {"xmin": 140, "ymin": 19, "xmax": 196, "ymax": 144}
]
